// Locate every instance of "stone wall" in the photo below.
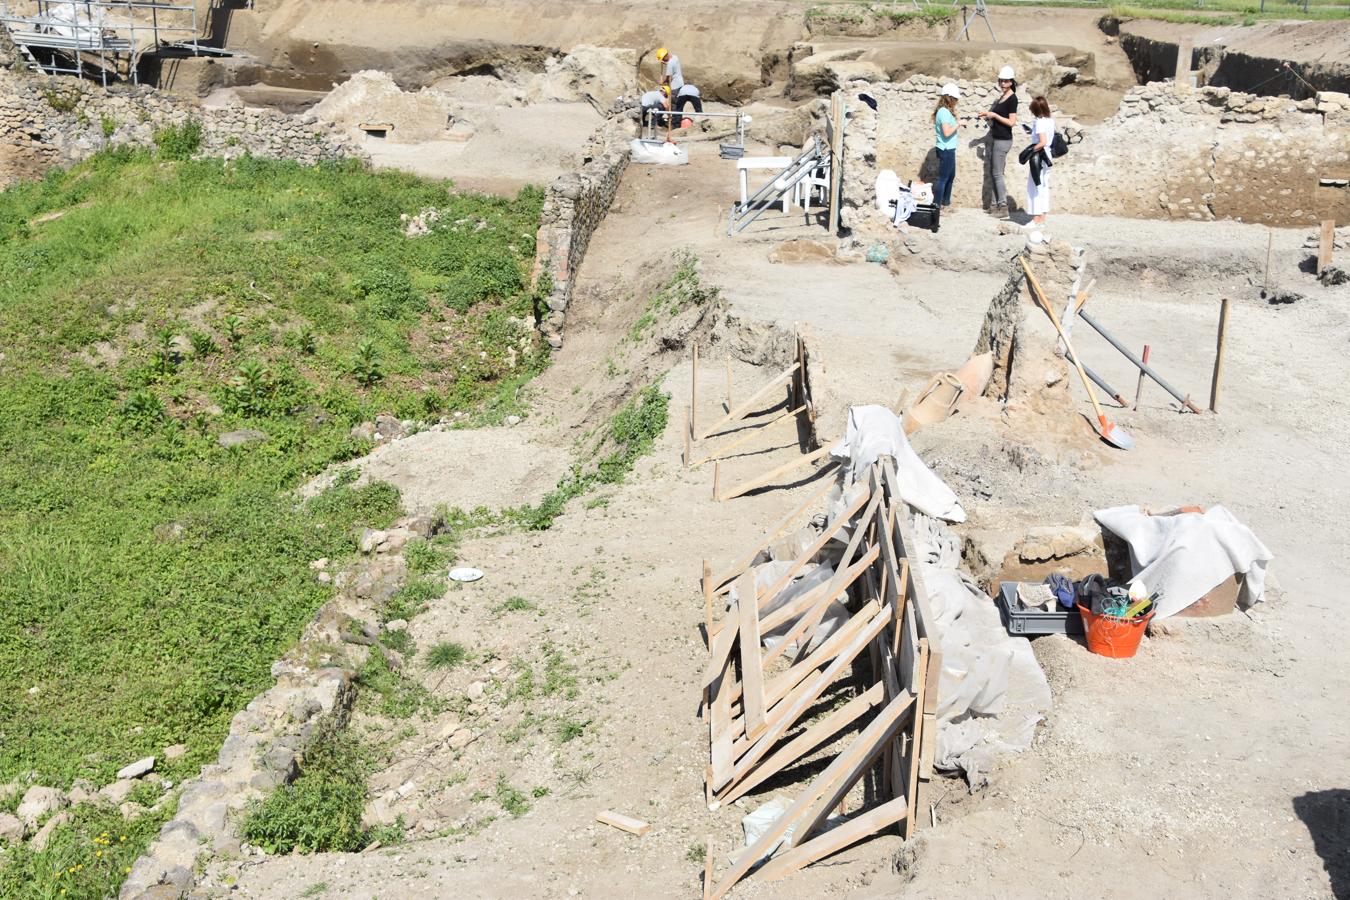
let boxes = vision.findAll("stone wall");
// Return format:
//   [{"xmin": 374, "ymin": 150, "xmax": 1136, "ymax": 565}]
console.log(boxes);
[
  {"xmin": 0, "ymin": 69, "xmax": 364, "ymax": 189},
  {"xmin": 120, "ymin": 511, "xmax": 439, "ymax": 899},
  {"xmin": 532, "ymin": 115, "xmax": 633, "ymax": 348},
  {"xmin": 839, "ymin": 75, "xmax": 1350, "ymax": 228}
]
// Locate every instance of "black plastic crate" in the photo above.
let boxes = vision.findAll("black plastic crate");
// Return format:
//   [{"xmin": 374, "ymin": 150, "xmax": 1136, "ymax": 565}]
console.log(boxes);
[{"xmin": 996, "ymin": 582, "xmax": 1084, "ymax": 636}]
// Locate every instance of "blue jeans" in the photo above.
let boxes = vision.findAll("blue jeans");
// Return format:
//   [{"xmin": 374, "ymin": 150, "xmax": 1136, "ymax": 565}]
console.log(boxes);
[{"xmin": 935, "ymin": 148, "xmax": 956, "ymax": 207}]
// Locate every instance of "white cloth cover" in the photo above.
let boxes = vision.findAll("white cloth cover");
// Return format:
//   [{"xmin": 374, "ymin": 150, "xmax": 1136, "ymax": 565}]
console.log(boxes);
[
  {"xmin": 1093, "ymin": 504, "xmax": 1272, "ymax": 618},
  {"xmin": 913, "ymin": 519, "xmax": 1051, "ymax": 788},
  {"xmin": 629, "ymin": 139, "xmax": 689, "ymax": 166},
  {"xmin": 829, "ymin": 405, "xmax": 965, "ymax": 523}
]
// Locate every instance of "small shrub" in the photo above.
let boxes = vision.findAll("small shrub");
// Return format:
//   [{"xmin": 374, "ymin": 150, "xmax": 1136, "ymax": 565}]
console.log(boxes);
[
  {"xmin": 225, "ymin": 360, "xmax": 274, "ymax": 416},
  {"xmin": 382, "ymin": 628, "xmax": 414, "ymax": 657},
  {"xmin": 294, "ymin": 324, "xmax": 318, "ymax": 355},
  {"xmin": 222, "ymin": 314, "xmax": 245, "ymax": 348},
  {"xmin": 153, "ymin": 120, "xmax": 203, "ymax": 160},
  {"xmin": 188, "ymin": 330, "xmax": 217, "ymax": 358},
  {"xmin": 352, "ymin": 340, "xmax": 384, "ymax": 387},
  {"xmin": 494, "ymin": 776, "xmax": 530, "ymax": 817},
  {"xmin": 404, "ymin": 538, "xmax": 450, "ymax": 575},
  {"xmin": 153, "ymin": 328, "xmax": 179, "ymax": 377},
  {"xmin": 121, "ymin": 390, "xmax": 165, "ymax": 431},
  {"xmin": 495, "ymin": 596, "xmax": 535, "ymax": 613},
  {"xmin": 240, "ymin": 730, "xmax": 368, "ymax": 854},
  {"xmin": 383, "ymin": 576, "xmax": 441, "ymax": 622},
  {"xmin": 426, "ymin": 641, "xmax": 467, "ymax": 670},
  {"xmin": 43, "ymin": 87, "xmax": 80, "ymax": 113},
  {"xmin": 101, "ymin": 116, "xmax": 116, "ymax": 138},
  {"xmin": 355, "ymin": 258, "xmax": 423, "ymax": 320}
]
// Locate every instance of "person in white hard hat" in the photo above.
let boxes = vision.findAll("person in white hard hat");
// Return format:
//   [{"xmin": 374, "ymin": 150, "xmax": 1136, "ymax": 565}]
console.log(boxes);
[
  {"xmin": 978, "ymin": 65, "xmax": 1019, "ymax": 217},
  {"xmin": 931, "ymin": 83, "xmax": 961, "ymax": 213}
]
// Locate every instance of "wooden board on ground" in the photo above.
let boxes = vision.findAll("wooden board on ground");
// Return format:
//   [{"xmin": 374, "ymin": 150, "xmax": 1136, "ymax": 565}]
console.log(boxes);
[{"xmin": 596, "ymin": 810, "xmax": 651, "ymax": 836}]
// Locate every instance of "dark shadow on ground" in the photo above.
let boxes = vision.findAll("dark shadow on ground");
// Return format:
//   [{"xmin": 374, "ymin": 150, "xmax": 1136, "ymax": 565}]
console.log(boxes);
[{"xmin": 1293, "ymin": 789, "xmax": 1350, "ymax": 899}]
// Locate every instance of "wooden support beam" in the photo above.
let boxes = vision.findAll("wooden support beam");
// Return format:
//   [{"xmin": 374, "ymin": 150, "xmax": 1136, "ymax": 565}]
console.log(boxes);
[
  {"xmin": 698, "ymin": 363, "xmax": 799, "ymax": 441},
  {"xmin": 712, "ymin": 476, "xmax": 835, "ymax": 593},
  {"xmin": 707, "ymin": 679, "xmax": 907, "ymax": 900},
  {"xmin": 596, "ymin": 810, "xmax": 651, "ymax": 836},
  {"xmin": 701, "ymin": 597, "xmax": 740, "ymax": 689},
  {"xmin": 754, "ymin": 797, "xmax": 909, "ymax": 883},
  {"xmin": 1318, "ymin": 218, "xmax": 1335, "ymax": 275},
  {"xmin": 717, "ymin": 601, "xmax": 891, "ymax": 792},
  {"xmin": 755, "ymin": 484, "xmax": 869, "ymax": 608},
  {"xmin": 1209, "ymin": 297, "xmax": 1229, "ymax": 414},
  {"xmin": 717, "ymin": 682, "xmax": 885, "ymax": 807},
  {"xmin": 736, "ymin": 572, "xmax": 767, "ymax": 741},
  {"xmin": 790, "ymin": 691, "xmax": 915, "ymax": 845},
  {"xmin": 692, "ymin": 341, "xmax": 700, "ymax": 437},
  {"xmin": 720, "ymin": 443, "xmax": 837, "ymax": 503},
  {"xmin": 689, "ymin": 405, "xmax": 805, "ymax": 469}
]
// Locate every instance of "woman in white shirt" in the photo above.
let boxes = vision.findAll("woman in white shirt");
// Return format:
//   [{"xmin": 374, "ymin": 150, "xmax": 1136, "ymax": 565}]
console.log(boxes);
[{"xmin": 1025, "ymin": 95, "xmax": 1054, "ymax": 227}]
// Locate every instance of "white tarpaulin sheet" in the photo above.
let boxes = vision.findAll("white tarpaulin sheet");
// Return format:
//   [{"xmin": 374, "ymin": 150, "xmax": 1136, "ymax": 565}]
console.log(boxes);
[
  {"xmin": 1094, "ymin": 505, "xmax": 1272, "ymax": 618},
  {"xmin": 829, "ymin": 405, "xmax": 965, "ymax": 523},
  {"xmin": 912, "ymin": 513, "xmax": 1051, "ymax": 788},
  {"xmin": 629, "ymin": 139, "xmax": 689, "ymax": 166}
]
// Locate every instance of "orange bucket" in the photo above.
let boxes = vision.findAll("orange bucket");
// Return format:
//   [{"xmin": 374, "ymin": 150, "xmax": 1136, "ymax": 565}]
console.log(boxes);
[{"xmin": 1077, "ymin": 604, "xmax": 1154, "ymax": 659}]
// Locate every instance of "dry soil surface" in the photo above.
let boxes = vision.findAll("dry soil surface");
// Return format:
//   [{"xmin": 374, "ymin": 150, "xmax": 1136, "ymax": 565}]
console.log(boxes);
[{"xmin": 205, "ymin": 130, "xmax": 1349, "ymax": 899}]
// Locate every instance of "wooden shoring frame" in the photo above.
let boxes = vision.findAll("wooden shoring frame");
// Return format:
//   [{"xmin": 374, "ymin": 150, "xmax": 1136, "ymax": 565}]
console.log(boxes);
[{"xmin": 699, "ymin": 455, "xmax": 941, "ymax": 894}]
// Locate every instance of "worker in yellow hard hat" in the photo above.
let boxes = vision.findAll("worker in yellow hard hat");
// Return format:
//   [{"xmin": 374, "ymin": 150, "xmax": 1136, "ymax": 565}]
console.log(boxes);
[
  {"xmin": 655, "ymin": 47, "xmax": 684, "ymax": 93},
  {"xmin": 639, "ymin": 83, "xmax": 673, "ymax": 135}
]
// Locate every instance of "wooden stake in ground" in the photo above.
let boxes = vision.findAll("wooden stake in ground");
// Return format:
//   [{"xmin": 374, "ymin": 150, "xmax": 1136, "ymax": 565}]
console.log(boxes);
[
  {"xmin": 1133, "ymin": 345, "xmax": 1150, "ymax": 411},
  {"xmin": 827, "ymin": 92, "xmax": 844, "ymax": 235},
  {"xmin": 1263, "ymin": 228, "xmax": 1274, "ymax": 294},
  {"xmin": 692, "ymin": 342, "xmax": 700, "ymax": 437},
  {"xmin": 1318, "ymin": 219, "xmax": 1336, "ymax": 275},
  {"xmin": 725, "ymin": 357, "xmax": 733, "ymax": 412},
  {"xmin": 1209, "ymin": 298, "xmax": 1230, "ymax": 414},
  {"xmin": 683, "ymin": 406, "xmax": 692, "ymax": 469}
]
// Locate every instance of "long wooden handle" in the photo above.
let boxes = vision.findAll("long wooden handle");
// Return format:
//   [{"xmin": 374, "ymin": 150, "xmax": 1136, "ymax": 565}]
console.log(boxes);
[{"xmin": 1019, "ymin": 258, "xmax": 1107, "ymax": 422}]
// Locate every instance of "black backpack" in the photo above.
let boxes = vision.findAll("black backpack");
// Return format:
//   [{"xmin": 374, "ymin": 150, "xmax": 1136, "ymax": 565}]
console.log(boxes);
[{"xmin": 1050, "ymin": 131, "xmax": 1069, "ymax": 158}]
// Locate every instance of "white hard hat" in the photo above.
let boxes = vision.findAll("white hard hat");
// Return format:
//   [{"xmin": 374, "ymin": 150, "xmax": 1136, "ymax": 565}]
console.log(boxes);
[
  {"xmin": 998, "ymin": 65, "xmax": 1015, "ymax": 81},
  {"xmin": 940, "ymin": 83, "xmax": 961, "ymax": 99}
]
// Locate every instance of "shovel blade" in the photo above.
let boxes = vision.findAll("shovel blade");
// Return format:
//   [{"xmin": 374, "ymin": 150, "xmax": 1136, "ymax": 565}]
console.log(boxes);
[{"xmin": 1098, "ymin": 415, "xmax": 1135, "ymax": 451}]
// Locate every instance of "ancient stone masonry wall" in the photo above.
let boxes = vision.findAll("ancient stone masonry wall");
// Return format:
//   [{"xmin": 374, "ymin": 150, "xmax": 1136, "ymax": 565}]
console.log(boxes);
[
  {"xmin": 839, "ymin": 75, "xmax": 1350, "ymax": 228},
  {"xmin": 532, "ymin": 115, "xmax": 633, "ymax": 348},
  {"xmin": 120, "ymin": 510, "xmax": 438, "ymax": 899},
  {"xmin": 0, "ymin": 70, "xmax": 365, "ymax": 189}
]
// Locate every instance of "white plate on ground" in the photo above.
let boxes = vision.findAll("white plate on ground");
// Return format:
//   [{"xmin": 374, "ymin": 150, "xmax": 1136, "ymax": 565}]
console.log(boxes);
[{"xmin": 449, "ymin": 567, "xmax": 484, "ymax": 583}]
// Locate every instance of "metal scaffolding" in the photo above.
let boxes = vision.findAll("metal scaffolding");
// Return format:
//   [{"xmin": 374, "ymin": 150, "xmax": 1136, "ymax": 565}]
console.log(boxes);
[{"xmin": 0, "ymin": 0, "xmax": 211, "ymax": 86}]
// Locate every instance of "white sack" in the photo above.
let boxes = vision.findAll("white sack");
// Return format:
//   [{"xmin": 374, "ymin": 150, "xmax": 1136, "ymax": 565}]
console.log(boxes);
[
  {"xmin": 875, "ymin": 169, "xmax": 901, "ymax": 213},
  {"xmin": 1094, "ymin": 504, "xmax": 1272, "ymax": 618},
  {"xmin": 629, "ymin": 138, "xmax": 689, "ymax": 166},
  {"xmin": 829, "ymin": 405, "xmax": 965, "ymax": 522}
]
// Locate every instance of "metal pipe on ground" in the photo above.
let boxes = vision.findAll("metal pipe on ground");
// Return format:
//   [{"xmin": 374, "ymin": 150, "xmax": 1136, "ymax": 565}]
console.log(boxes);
[{"xmin": 1076, "ymin": 311, "xmax": 1203, "ymax": 414}]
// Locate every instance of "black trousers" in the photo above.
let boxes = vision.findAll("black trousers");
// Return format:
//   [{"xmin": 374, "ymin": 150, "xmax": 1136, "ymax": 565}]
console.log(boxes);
[{"xmin": 675, "ymin": 94, "xmax": 703, "ymax": 114}]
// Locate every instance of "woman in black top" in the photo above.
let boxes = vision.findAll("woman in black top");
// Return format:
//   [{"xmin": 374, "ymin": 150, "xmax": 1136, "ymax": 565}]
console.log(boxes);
[{"xmin": 978, "ymin": 65, "xmax": 1019, "ymax": 216}]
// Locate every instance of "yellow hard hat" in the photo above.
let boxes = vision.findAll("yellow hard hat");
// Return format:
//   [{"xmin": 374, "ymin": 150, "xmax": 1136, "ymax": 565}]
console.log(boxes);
[
  {"xmin": 660, "ymin": 84, "xmax": 671, "ymax": 97},
  {"xmin": 656, "ymin": 47, "xmax": 668, "ymax": 61}
]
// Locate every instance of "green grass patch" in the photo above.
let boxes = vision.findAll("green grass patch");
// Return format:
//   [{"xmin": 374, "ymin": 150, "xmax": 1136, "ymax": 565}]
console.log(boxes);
[
  {"xmin": 0, "ymin": 149, "xmax": 548, "ymax": 895},
  {"xmin": 509, "ymin": 382, "xmax": 669, "ymax": 530},
  {"xmin": 357, "ymin": 647, "xmax": 440, "ymax": 719},
  {"xmin": 426, "ymin": 641, "xmax": 468, "ymax": 670},
  {"xmin": 241, "ymin": 728, "xmax": 372, "ymax": 854},
  {"xmin": 493, "ymin": 595, "xmax": 536, "ymax": 614},
  {"xmin": 0, "ymin": 799, "xmax": 173, "ymax": 900}
]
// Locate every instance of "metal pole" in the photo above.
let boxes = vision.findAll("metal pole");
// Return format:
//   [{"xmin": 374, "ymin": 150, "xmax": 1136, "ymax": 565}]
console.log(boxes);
[{"xmin": 1077, "ymin": 311, "xmax": 1204, "ymax": 413}]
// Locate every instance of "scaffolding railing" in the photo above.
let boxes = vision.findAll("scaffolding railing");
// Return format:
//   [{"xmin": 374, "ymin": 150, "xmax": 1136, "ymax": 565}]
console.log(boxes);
[{"xmin": 0, "ymin": 0, "xmax": 206, "ymax": 86}]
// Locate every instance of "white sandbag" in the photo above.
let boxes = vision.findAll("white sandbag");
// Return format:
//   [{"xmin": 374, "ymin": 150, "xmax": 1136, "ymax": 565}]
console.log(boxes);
[
  {"xmin": 630, "ymin": 138, "xmax": 689, "ymax": 166},
  {"xmin": 829, "ymin": 405, "xmax": 965, "ymax": 523},
  {"xmin": 1093, "ymin": 504, "xmax": 1272, "ymax": 618}
]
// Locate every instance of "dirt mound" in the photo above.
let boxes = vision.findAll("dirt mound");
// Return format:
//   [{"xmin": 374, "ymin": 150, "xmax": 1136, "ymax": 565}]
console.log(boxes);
[{"xmin": 311, "ymin": 70, "xmax": 455, "ymax": 141}]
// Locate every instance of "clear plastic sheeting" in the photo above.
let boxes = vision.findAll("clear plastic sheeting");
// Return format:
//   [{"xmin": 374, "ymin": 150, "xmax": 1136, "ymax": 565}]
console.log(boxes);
[
  {"xmin": 1094, "ymin": 504, "xmax": 1273, "ymax": 618},
  {"xmin": 913, "ymin": 515, "xmax": 1051, "ymax": 789},
  {"xmin": 829, "ymin": 405, "xmax": 965, "ymax": 522}
]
